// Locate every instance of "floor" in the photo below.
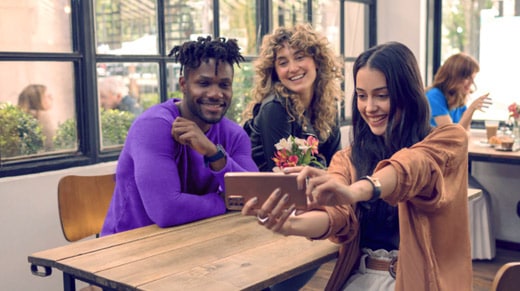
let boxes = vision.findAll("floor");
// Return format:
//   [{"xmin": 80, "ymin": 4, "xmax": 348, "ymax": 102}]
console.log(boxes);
[{"xmin": 301, "ymin": 246, "xmax": 520, "ymax": 291}]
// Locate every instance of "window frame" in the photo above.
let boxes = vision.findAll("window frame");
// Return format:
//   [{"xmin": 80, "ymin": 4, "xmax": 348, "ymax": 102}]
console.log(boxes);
[{"xmin": 0, "ymin": 0, "xmax": 375, "ymax": 177}]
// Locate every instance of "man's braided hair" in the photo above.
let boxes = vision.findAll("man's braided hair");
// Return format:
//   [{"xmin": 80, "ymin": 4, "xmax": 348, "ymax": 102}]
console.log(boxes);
[{"xmin": 168, "ymin": 36, "xmax": 244, "ymax": 77}]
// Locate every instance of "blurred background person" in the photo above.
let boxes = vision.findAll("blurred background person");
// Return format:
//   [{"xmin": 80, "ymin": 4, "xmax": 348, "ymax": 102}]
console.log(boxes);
[
  {"xmin": 426, "ymin": 52, "xmax": 491, "ymax": 131},
  {"xmin": 17, "ymin": 84, "xmax": 55, "ymax": 150},
  {"xmin": 98, "ymin": 76, "xmax": 143, "ymax": 115}
]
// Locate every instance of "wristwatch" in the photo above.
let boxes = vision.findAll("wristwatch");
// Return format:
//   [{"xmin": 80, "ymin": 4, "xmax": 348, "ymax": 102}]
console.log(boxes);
[
  {"xmin": 360, "ymin": 175, "xmax": 381, "ymax": 202},
  {"xmin": 204, "ymin": 144, "xmax": 226, "ymax": 167}
]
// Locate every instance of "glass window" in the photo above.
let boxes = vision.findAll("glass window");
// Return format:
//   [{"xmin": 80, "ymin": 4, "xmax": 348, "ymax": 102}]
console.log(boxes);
[
  {"xmin": 312, "ymin": 0, "xmax": 340, "ymax": 54},
  {"xmin": 441, "ymin": 1, "xmax": 519, "ymax": 122},
  {"xmin": 0, "ymin": 0, "xmax": 72, "ymax": 53},
  {"xmin": 0, "ymin": 62, "xmax": 76, "ymax": 160},
  {"xmin": 273, "ymin": 0, "xmax": 308, "ymax": 29},
  {"xmin": 226, "ymin": 62, "xmax": 255, "ymax": 124},
  {"xmin": 164, "ymin": 0, "xmax": 214, "ymax": 50},
  {"xmin": 0, "ymin": 0, "xmax": 375, "ymax": 176},
  {"xmin": 95, "ymin": 0, "xmax": 158, "ymax": 55},
  {"xmin": 97, "ymin": 62, "xmax": 159, "ymax": 149},
  {"xmin": 219, "ymin": 1, "xmax": 257, "ymax": 55},
  {"xmin": 343, "ymin": 2, "xmax": 369, "ymax": 60}
]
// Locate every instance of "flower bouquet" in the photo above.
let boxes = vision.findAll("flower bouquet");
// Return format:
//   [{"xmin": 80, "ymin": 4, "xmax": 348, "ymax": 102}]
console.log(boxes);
[
  {"xmin": 272, "ymin": 135, "xmax": 325, "ymax": 171},
  {"xmin": 508, "ymin": 102, "xmax": 520, "ymax": 127}
]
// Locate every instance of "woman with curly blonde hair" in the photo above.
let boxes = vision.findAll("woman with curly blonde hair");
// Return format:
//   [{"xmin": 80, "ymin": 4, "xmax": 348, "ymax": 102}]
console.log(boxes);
[
  {"xmin": 243, "ymin": 23, "xmax": 343, "ymax": 172},
  {"xmin": 426, "ymin": 52, "xmax": 492, "ymax": 130}
]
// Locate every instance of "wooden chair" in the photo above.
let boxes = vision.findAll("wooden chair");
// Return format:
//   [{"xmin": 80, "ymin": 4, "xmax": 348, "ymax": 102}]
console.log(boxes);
[
  {"xmin": 57, "ymin": 174, "xmax": 115, "ymax": 242},
  {"xmin": 491, "ymin": 262, "xmax": 520, "ymax": 291}
]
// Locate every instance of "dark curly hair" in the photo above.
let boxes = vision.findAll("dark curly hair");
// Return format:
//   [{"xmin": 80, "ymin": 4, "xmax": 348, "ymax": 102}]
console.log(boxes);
[{"xmin": 168, "ymin": 36, "xmax": 245, "ymax": 77}]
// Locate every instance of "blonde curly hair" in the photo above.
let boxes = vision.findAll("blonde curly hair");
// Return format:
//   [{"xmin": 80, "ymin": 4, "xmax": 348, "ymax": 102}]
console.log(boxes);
[{"xmin": 243, "ymin": 23, "xmax": 343, "ymax": 141}]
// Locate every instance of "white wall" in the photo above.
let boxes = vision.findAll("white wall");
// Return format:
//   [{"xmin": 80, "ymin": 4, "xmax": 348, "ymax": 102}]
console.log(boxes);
[
  {"xmin": 0, "ymin": 162, "xmax": 116, "ymax": 291},
  {"xmin": 377, "ymin": 0, "xmax": 427, "ymax": 78}
]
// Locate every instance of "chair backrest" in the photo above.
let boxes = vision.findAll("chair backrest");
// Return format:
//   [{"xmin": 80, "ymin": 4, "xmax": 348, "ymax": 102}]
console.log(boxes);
[
  {"xmin": 491, "ymin": 262, "xmax": 520, "ymax": 291},
  {"xmin": 57, "ymin": 174, "xmax": 116, "ymax": 242}
]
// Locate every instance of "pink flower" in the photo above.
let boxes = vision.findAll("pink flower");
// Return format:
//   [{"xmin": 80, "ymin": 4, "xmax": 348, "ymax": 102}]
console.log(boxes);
[
  {"xmin": 509, "ymin": 102, "xmax": 520, "ymax": 120},
  {"xmin": 271, "ymin": 135, "xmax": 325, "ymax": 170}
]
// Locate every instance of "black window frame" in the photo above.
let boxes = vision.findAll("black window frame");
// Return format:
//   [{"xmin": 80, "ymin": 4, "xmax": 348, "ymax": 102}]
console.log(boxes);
[{"xmin": 0, "ymin": 0, "xmax": 376, "ymax": 177}]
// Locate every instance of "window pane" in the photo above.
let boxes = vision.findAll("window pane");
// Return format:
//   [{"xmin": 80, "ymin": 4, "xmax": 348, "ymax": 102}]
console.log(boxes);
[
  {"xmin": 219, "ymin": 0, "xmax": 257, "ymax": 55},
  {"xmin": 312, "ymin": 0, "xmax": 340, "ymax": 54},
  {"xmin": 226, "ymin": 62, "xmax": 254, "ymax": 124},
  {"xmin": 95, "ymin": 0, "xmax": 158, "ymax": 55},
  {"xmin": 0, "ymin": 0, "xmax": 72, "ymax": 52},
  {"xmin": 164, "ymin": 0, "xmax": 214, "ymax": 50},
  {"xmin": 166, "ymin": 63, "xmax": 183, "ymax": 99},
  {"xmin": 273, "ymin": 0, "xmax": 308, "ymax": 29},
  {"xmin": 0, "ymin": 62, "xmax": 77, "ymax": 160},
  {"xmin": 343, "ymin": 2, "xmax": 368, "ymax": 58},
  {"xmin": 441, "ymin": 1, "xmax": 518, "ymax": 122},
  {"xmin": 97, "ymin": 62, "xmax": 159, "ymax": 149}
]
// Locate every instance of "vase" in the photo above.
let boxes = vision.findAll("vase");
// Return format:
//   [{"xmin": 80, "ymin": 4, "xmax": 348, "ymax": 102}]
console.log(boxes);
[{"xmin": 513, "ymin": 125, "xmax": 520, "ymax": 151}]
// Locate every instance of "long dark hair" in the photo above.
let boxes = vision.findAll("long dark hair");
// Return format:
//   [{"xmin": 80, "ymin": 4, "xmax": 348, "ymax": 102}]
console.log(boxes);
[{"xmin": 351, "ymin": 42, "xmax": 432, "ymax": 178}]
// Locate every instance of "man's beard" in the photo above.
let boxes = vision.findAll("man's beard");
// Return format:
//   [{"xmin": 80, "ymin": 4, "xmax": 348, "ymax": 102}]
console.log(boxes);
[{"xmin": 188, "ymin": 96, "xmax": 229, "ymax": 124}]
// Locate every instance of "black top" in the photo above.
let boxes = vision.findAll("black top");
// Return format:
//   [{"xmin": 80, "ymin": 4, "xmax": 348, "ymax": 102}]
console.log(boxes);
[
  {"xmin": 358, "ymin": 199, "xmax": 400, "ymax": 251},
  {"xmin": 245, "ymin": 94, "xmax": 341, "ymax": 172}
]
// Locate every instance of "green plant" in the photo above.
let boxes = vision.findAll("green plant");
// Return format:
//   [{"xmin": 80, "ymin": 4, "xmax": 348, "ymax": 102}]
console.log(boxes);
[
  {"xmin": 226, "ymin": 62, "xmax": 254, "ymax": 124},
  {"xmin": 100, "ymin": 109, "xmax": 135, "ymax": 146},
  {"xmin": 54, "ymin": 109, "xmax": 136, "ymax": 150},
  {"xmin": 139, "ymin": 92, "xmax": 160, "ymax": 110},
  {"xmin": 54, "ymin": 118, "xmax": 78, "ymax": 150},
  {"xmin": 0, "ymin": 102, "xmax": 45, "ymax": 158}
]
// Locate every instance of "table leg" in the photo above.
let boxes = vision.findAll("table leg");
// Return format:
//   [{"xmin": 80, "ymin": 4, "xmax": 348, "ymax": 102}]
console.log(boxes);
[{"xmin": 63, "ymin": 273, "xmax": 76, "ymax": 291}]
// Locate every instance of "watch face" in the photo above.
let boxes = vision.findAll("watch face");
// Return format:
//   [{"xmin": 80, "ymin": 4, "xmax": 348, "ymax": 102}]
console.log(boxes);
[
  {"xmin": 362, "ymin": 176, "xmax": 381, "ymax": 202},
  {"xmin": 204, "ymin": 144, "xmax": 226, "ymax": 165}
]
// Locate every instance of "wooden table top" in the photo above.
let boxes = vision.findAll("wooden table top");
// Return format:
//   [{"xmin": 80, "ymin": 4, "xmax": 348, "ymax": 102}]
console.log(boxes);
[
  {"xmin": 468, "ymin": 130, "xmax": 520, "ymax": 161},
  {"xmin": 28, "ymin": 212, "xmax": 339, "ymax": 291}
]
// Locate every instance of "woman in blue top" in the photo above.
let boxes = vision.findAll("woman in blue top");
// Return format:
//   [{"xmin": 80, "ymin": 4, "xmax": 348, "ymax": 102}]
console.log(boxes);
[{"xmin": 426, "ymin": 52, "xmax": 492, "ymax": 129}]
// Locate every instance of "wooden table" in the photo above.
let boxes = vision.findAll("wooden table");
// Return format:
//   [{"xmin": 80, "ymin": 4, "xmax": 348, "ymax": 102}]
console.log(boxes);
[
  {"xmin": 468, "ymin": 131, "xmax": 520, "ymax": 172},
  {"xmin": 28, "ymin": 212, "xmax": 339, "ymax": 291}
]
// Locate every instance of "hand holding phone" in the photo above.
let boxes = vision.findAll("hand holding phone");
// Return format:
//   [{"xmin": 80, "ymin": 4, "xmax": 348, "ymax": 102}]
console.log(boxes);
[{"xmin": 224, "ymin": 172, "xmax": 307, "ymax": 210}]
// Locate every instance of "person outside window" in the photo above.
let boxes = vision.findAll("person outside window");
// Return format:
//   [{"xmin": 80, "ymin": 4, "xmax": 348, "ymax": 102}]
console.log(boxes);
[
  {"xmin": 101, "ymin": 36, "xmax": 258, "ymax": 235},
  {"xmin": 426, "ymin": 52, "xmax": 492, "ymax": 130},
  {"xmin": 17, "ymin": 84, "xmax": 55, "ymax": 150},
  {"xmin": 242, "ymin": 42, "xmax": 472, "ymax": 290},
  {"xmin": 98, "ymin": 75, "xmax": 143, "ymax": 116}
]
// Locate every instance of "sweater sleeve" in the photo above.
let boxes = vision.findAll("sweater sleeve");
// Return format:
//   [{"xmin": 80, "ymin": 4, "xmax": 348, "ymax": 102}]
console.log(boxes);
[
  {"xmin": 128, "ymin": 116, "xmax": 228, "ymax": 227},
  {"xmin": 312, "ymin": 149, "xmax": 359, "ymax": 244},
  {"xmin": 375, "ymin": 124, "xmax": 468, "ymax": 210}
]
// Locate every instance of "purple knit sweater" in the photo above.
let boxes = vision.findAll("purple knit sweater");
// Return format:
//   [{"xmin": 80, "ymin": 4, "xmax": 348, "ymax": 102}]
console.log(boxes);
[{"xmin": 101, "ymin": 99, "xmax": 258, "ymax": 235}]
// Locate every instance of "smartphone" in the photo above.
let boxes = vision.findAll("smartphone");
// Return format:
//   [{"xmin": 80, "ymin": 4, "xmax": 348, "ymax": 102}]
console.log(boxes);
[{"xmin": 224, "ymin": 172, "xmax": 308, "ymax": 210}]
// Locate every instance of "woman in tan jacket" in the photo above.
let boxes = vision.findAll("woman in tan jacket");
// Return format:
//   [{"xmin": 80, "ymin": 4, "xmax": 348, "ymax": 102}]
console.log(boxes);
[{"xmin": 242, "ymin": 42, "xmax": 472, "ymax": 290}]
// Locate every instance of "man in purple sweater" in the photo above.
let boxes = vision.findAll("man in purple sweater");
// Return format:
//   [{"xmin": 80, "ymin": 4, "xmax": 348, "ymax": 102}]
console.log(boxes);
[{"xmin": 101, "ymin": 36, "xmax": 258, "ymax": 235}]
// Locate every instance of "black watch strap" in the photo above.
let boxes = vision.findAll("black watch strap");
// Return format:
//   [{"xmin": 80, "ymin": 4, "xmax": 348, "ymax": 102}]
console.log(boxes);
[
  {"xmin": 204, "ymin": 144, "xmax": 226, "ymax": 166},
  {"xmin": 360, "ymin": 175, "xmax": 381, "ymax": 202}
]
